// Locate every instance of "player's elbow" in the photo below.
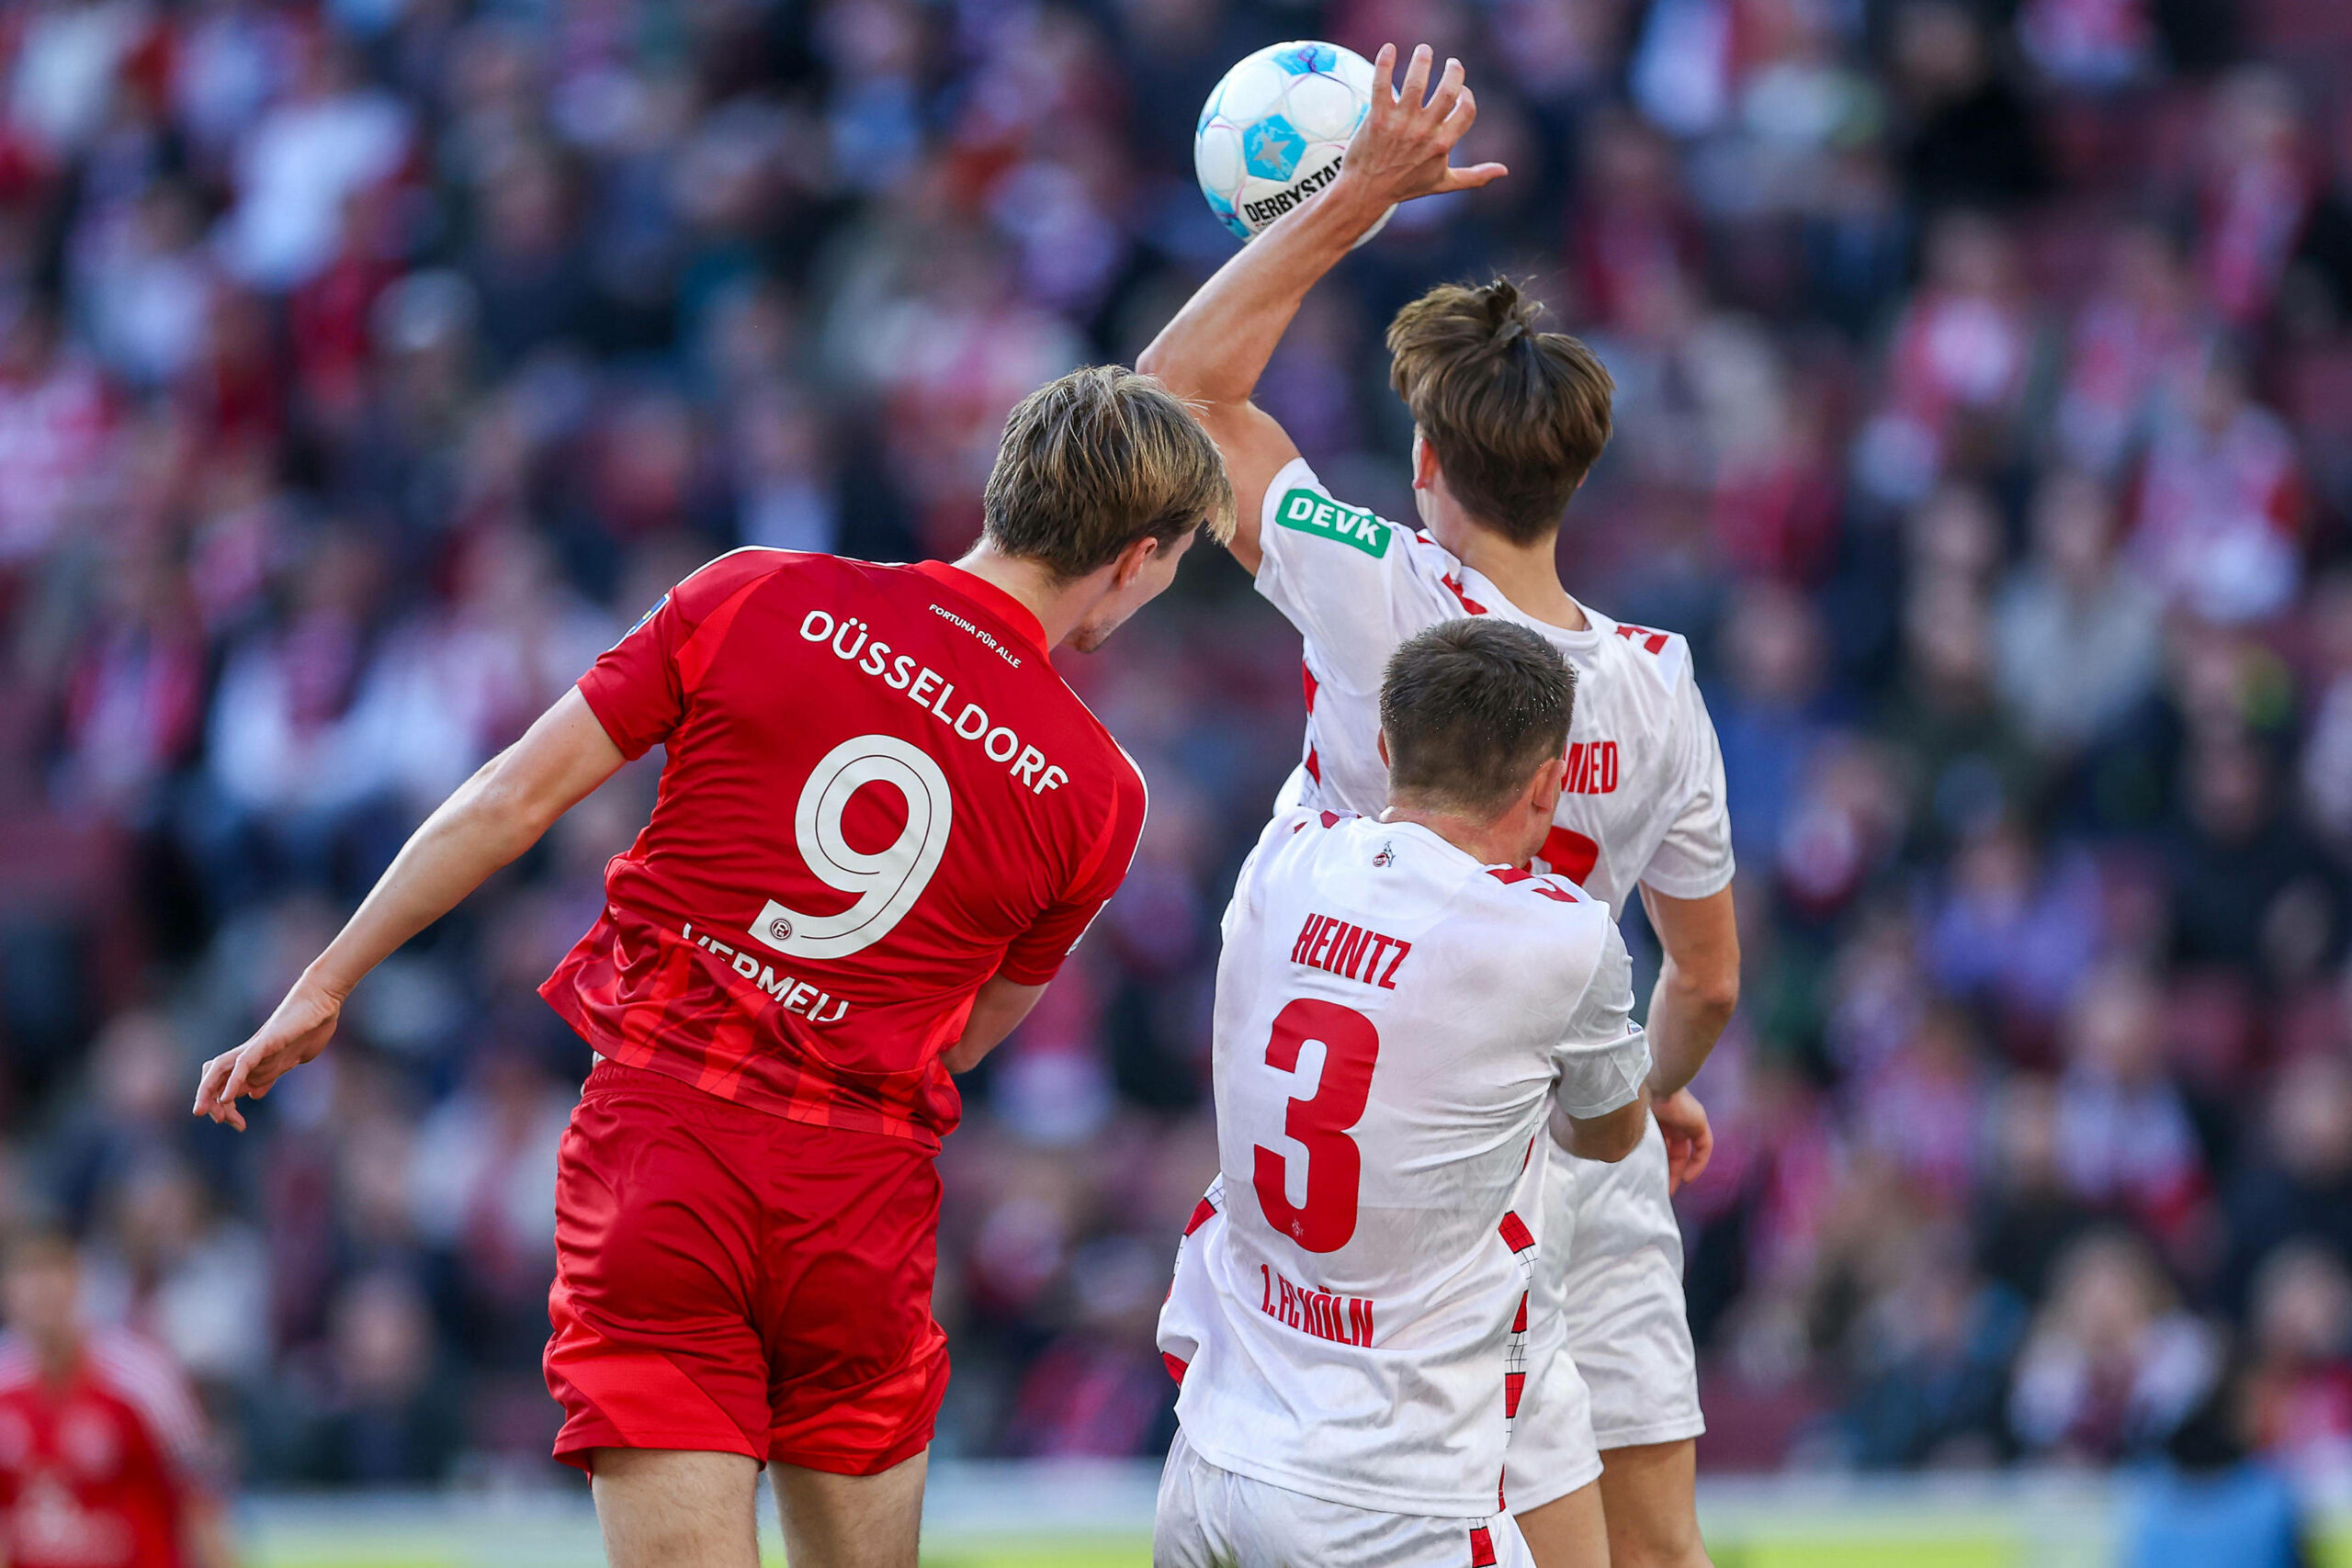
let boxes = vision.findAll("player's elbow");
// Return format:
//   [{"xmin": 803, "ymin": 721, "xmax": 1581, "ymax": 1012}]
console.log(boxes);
[
  {"xmin": 1674, "ymin": 946, "xmax": 1741, "ymax": 1026},
  {"xmin": 468, "ymin": 748, "xmax": 568, "ymax": 847},
  {"xmin": 1135, "ymin": 337, "xmax": 1194, "ymax": 397},
  {"xmin": 1693, "ymin": 964, "xmax": 1740, "ymax": 1026}
]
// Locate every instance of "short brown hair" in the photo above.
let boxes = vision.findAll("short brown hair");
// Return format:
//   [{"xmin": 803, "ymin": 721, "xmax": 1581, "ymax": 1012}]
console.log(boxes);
[
  {"xmin": 1381, "ymin": 619, "xmax": 1576, "ymax": 812},
  {"xmin": 983, "ymin": 367, "xmax": 1236, "ymax": 579},
  {"xmin": 1386, "ymin": 278, "xmax": 1613, "ymax": 545}
]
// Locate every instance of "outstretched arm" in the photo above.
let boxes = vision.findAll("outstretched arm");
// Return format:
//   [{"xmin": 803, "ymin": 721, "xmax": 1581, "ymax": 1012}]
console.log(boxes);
[
  {"xmin": 193, "ymin": 687, "xmax": 627, "ymax": 1129},
  {"xmin": 1136, "ymin": 43, "xmax": 1505, "ymax": 572}
]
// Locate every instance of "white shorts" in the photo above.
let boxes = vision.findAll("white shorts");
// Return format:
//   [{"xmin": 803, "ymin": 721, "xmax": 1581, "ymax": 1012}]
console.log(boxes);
[
  {"xmin": 1156, "ymin": 1428, "xmax": 1532, "ymax": 1568},
  {"xmin": 1510, "ymin": 1116, "xmax": 1702, "ymax": 1508},
  {"xmin": 1498, "ymin": 1285, "xmax": 1601, "ymax": 1513}
]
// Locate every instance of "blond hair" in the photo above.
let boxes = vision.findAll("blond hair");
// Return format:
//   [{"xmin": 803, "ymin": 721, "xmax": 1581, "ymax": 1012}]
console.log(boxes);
[
  {"xmin": 1386, "ymin": 279, "xmax": 1614, "ymax": 545},
  {"xmin": 983, "ymin": 367, "xmax": 1236, "ymax": 579}
]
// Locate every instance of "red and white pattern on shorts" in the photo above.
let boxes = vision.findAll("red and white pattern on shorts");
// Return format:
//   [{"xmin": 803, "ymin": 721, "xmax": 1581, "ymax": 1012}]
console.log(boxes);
[{"xmin": 1498, "ymin": 1207, "xmax": 1539, "ymax": 1508}]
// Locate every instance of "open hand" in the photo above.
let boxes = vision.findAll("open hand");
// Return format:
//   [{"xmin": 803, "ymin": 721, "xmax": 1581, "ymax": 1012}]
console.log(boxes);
[
  {"xmin": 192, "ymin": 980, "xmax": 344, "ymax": 1132},
  {"xmin": 1339, "ymin": 44, "xmax": 1509, "ymax": 211},
  {"xmin": 1654, "ymin": 1087, "xmax": 1714, "ymax": 1194}
]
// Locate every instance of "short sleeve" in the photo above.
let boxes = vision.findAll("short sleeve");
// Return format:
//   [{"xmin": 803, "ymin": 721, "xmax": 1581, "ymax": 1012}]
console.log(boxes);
[
  {"xmin": 1551, "ymin": 923, "xmax": 1652, "ymax": 1119},
  {"xmin": 578, "ymin": 592, "xmax": 688, "ymax": 759},
  {"xmin": 92, "ymin": 1333, "xmax": 219, "ymax": 1495},
  {"xmin": 1639, "ymin": 671, "xmax": 1737, "ymax": 900},
  {"xmin": 1217, "ymin": 806, "xmax": 1309, "ymax": 944},
  {"xmin": 996, "ymin": 750, "xmax": 1150, "ymax": 986},
  {"xmin": 576, "ymin": 548, "xmax": 790, "ymax": 760},
  {"xmin": 1253, "ymin": 457, "xmax": 1464, "ymax": 694}
]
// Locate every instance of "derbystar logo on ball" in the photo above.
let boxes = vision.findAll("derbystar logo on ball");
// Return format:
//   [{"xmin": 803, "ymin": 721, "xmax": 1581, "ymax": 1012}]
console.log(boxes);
[{"xmin": 1194, "ymin": 41, "xmax": 1396, "ymax": 245}]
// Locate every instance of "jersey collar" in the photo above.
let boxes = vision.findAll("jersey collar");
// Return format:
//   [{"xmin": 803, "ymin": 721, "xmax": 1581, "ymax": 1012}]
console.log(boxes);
[
  {"xmin": 1460, "ymin": 564, "xmax": 1603, "ymax": 651},
  {"xmin": 910, "ymin": 560, "xmax": 1051, "ymax": 656},
  {"xmin": 1379, "ymin": 816, "xmax": 1547, "ymax": 878}
]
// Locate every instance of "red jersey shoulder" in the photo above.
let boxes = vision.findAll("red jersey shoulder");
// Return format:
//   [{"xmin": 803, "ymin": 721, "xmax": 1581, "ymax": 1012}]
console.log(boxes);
[
  {"xmin": 625, "ymin": 547, "xmax": 815, "ymax": 646},
  {"xmin": 84, "ymin": 1329, "xmax": 209, "ymax": 1469},
  {"xmin": 0, "ymin": 1328, "xmax": 209, "ymax": 1472}
]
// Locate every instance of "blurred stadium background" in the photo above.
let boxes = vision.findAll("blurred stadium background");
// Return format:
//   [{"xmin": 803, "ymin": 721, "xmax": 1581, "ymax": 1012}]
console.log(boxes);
[{"xmin": 2, "ymin": 0, "xmax": 2352, "ymax": 1561}]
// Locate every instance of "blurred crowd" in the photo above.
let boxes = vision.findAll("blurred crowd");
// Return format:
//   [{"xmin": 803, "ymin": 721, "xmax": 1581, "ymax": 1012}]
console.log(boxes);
[{"xmin": 0, "ymin": 0, "xmax": 2347, "ymax": 1495}]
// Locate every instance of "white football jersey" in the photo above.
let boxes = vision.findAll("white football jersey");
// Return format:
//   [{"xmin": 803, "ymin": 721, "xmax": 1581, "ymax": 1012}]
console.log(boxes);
[
  {"xmin": 1256, "ymin": 457, "xmax": 1736, "ymax": 914},
  {"xmin": 1164, "ymin": 806, "xmax": 1650, "ymax": 1517}
]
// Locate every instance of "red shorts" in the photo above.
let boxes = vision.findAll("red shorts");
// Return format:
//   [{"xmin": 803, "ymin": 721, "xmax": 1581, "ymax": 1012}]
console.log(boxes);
[{"xmin": 544, "ymin": 1060, "xmax": 949, "ymax": 1475}]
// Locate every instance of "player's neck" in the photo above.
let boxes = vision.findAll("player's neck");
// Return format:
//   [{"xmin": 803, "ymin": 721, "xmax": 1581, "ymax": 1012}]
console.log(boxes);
[
  {"xmin": 30, "ymin": 1332, "xmax": 78, "ymax": 1386},
  {"xmin": 945, "ymin": 543, "xmax": 1085, "ymax": 649},
  {"xmin": 1439, "ymin": 512, "xmax": 1587, "ymax": 634},
  {"xmin": 1380, "ymin": 803, "xmax": 1529, "ymax": 869}
]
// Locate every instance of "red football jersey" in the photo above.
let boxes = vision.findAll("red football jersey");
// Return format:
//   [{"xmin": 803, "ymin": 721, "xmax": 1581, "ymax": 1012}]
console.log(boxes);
[
  {"xmin": 543, "ymin": 550, "xmax": 1148, "ymax": 1145},
  {"xmin": 0, "ymin": 1330, "xmax": 212, "ymax": 1568}
]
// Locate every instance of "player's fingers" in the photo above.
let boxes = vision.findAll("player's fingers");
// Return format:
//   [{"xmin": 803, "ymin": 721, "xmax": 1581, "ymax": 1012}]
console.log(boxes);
[
  {"xmin": 1681, "ymin": 1139, "xmax": 1712, "ymax": 1187},
  {"xmin": 1369, "ymin": 43, "xmax": 1397, "ymax": 116},
  {"xmin": 1425, "ymin": 57, "xmax": 1467, "ymax": 124},
  {"xmin": 1439, "ymin": 162, "xmax": 1510, "ymax": 192},
  {"xmin": 1398, "ymin": 43, "xmax": 1433, "ymax": 112},
  {"xmin": 191, "ymin": 1055, "xmax": 229, "ymax": 1117},
  {"xmin": 217, "ymin": 1050, "xmax": 257, "ymax": 1115},
  {"xmin": 1685, "ymin": 1124, "xmax": 1715, "ymax": 1185},
  {"xmin": 1439, "ymin": 83, "xmax": 1480, "ymax": 144}
]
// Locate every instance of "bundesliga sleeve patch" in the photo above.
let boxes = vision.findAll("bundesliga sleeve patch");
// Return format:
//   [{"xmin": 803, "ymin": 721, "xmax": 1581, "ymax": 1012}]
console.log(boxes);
[{"xmin": 1273, "ymin": 489, "xmax": 1389, "ymax": 558}]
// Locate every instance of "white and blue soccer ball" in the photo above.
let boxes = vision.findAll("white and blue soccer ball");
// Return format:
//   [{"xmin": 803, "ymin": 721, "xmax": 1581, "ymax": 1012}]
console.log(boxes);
[{"xmin": 1194, "ymin": 40, "xmax": 1393, "ymax": 244}]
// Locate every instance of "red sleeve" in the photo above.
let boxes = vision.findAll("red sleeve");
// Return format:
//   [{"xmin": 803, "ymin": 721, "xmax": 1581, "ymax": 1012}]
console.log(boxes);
[
  {"xmin": 91, "ymin": 1334, "xmax": 217, "ymax": 1497},
  {"xmin": 997, "ymin": 753, "xmax": 1148, "ymax": 986},
  {"xmin": 578, "ymin": 548, "xmax": 793, "ymax": 759}
]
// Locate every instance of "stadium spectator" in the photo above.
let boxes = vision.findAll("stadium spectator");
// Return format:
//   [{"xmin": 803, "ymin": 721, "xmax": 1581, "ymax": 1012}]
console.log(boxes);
[
  {"xmin": 2009, "ymin": 1230, "xmax": 2221, "ymax": 1462},
  {"xmin": 0, "ymin": 1232, "xmax": 235, "ymax": 1568},
  {"xmin": 2241, "ymin": 1243, "xmax": 2352, "ymax": 1479}
]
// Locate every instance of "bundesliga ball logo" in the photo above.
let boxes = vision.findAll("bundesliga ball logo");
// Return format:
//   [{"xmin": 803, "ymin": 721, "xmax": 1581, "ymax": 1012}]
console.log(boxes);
[{"xmin": 1194, "ymin": 41, "xmax": 1395, "ymax": 244}]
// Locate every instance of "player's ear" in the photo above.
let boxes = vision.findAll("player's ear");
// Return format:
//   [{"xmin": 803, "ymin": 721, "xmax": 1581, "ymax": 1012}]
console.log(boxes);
[
  {"xmin": 1111, "ymin": 532, "xmax": 1163, "ymax": 589},
  {"xmin": 1410, "ymin": 430, "xmax": 1437, "ymax": 492},
  {"xmin": 1375, "ymin": 728, "xmax": 1391, "ymax": 770},
  {"xmin": 1529, "ymin": 753, "xmax": 1566, "ymax": 815}
]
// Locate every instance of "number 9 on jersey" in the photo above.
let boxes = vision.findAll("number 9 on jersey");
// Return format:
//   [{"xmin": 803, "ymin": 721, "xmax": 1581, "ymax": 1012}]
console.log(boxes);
[{"xmin": 750, "ymin": 733, "xmax": 953, "ymax": 961}]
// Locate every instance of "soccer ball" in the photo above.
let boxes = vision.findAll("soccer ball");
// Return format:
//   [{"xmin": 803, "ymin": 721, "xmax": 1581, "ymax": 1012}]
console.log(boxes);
[{"xmin": 1194, "ymin": 41, "xmax": 1394, "ymax": 245}]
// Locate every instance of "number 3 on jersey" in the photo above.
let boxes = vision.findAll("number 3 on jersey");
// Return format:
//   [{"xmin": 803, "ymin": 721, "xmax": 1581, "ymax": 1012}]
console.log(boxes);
[
  {"xmin": 749, "ymin": 733, "xmax": 951, "ymax": 960},
  {"xmin": 1253, "ymin": 998, "xmax": 1381, "ymax": 1253}
]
